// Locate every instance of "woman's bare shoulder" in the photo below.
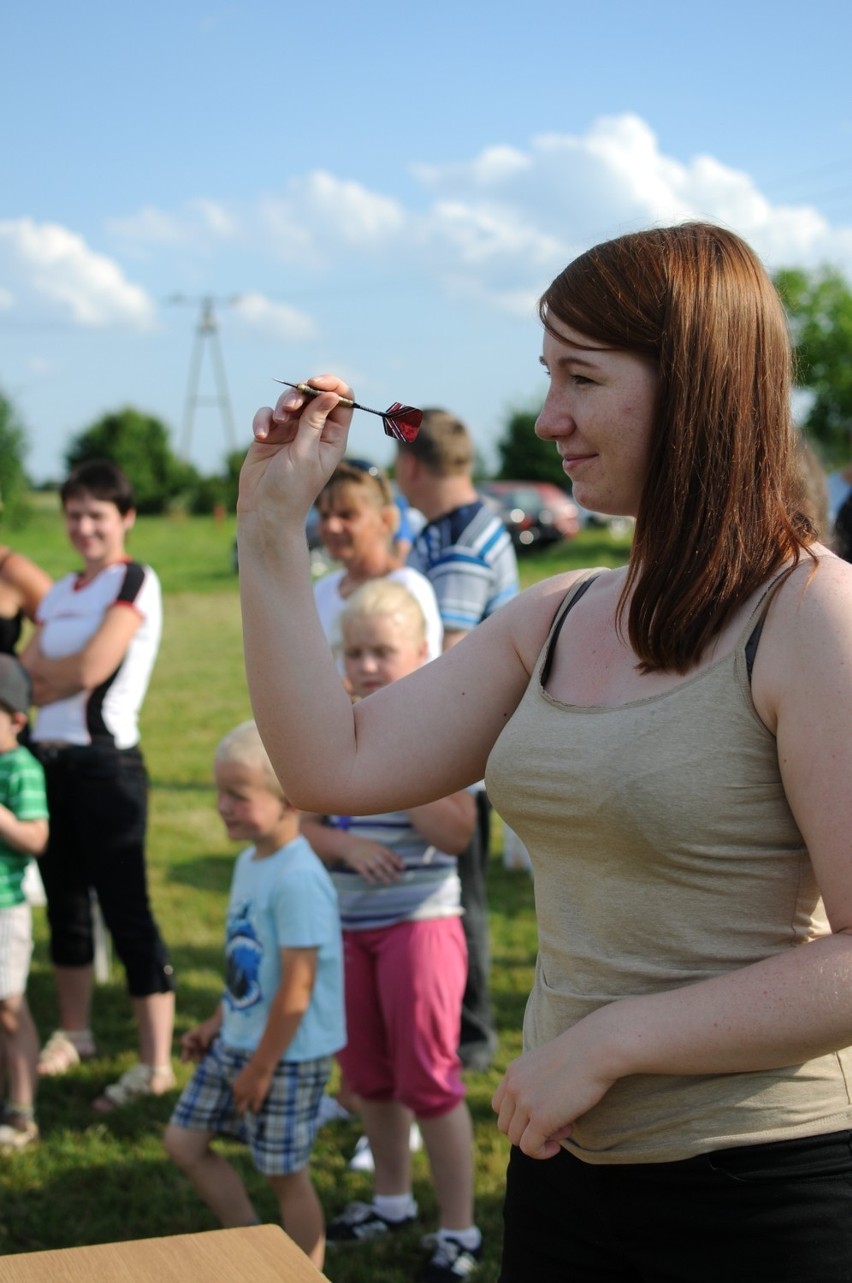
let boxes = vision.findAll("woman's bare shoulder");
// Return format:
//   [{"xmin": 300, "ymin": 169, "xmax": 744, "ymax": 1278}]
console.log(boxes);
[
  {"xmin": 772, "ymin": 548, "xmax": 852, "ymax": 630},
  {"xmin": 755, "ymin": 550, "xmax": 852, "ymax": 710},
  {"xmin": 498, "ymin": 566, "xmax": 616, "ymax": 670}
]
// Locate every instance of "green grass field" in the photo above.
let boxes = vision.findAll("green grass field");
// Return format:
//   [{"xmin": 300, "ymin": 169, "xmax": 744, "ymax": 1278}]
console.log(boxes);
[{"xmin": 0, "ymin": 508, "xmax": 630, "ymax": 1280}]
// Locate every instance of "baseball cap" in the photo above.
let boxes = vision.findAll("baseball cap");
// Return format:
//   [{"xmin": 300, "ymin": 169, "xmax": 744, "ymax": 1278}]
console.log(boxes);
[{"xmin": 0, "ymin": 656, "xmax": 32, "ymax": 715}]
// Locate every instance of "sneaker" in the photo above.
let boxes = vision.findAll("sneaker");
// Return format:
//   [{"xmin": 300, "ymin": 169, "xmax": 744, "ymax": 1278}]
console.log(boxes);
[
  {"xmin": 0, "ymin": 1116, "xmax": 39, "ymax": 1154},
  {"xmin": 349, "ymin": 1121, "xmax": 423, "ymax": 1172},
  {"xmin": 419, "ymin": 1234, "xmax": 482, "ymax": 1281},
  {"xmin": 327, "ymin": 1200, "xmax": 417, "ymax": 1244}
]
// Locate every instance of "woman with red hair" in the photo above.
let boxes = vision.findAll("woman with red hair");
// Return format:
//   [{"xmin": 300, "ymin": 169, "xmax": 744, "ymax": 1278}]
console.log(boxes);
[{"xmin": 238, "ymin": 224, "xmax": 852, "ymax": 1282}]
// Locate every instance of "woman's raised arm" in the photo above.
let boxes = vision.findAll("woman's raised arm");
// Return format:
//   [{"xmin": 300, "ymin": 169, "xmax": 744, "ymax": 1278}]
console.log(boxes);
[{"xmin": 238, "ymin": 376, "xmax": 553, "ymax": 817}]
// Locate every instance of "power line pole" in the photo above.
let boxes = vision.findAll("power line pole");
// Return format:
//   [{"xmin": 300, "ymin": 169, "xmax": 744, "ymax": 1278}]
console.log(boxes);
[{"xmin": 170, "ymin": 294, "xmax": 241, "ymax": 461}]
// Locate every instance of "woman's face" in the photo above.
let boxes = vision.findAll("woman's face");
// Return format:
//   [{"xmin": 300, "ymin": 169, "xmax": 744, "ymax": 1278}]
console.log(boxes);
[
  {"xmin": 535, "ymin": 316, "xmax": 658, "ymax": 518},
  {"xmin": 317, "ymin": 482, "xmax": 392, "ymax": 569},
  {"xmin": 63, "ymin": 489, "xmax": 135, "ymax": 573}
]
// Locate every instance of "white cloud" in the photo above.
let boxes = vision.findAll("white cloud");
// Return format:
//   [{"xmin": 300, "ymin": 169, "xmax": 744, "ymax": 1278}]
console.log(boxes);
[
  {"xmin": 88, "ymin": 114, "xmax": 852, "ymax": 322},
  {"xmin": 260, "ymin": 171, "xmax": 408, "ymax": 265},
  {"xmin": 9, "ymin": 115, "xmax": 852, "ymax": 349},
  {"xmin": 0, "ymin": 218, "xmax": 154, "ymax": 327},
  {"xmin": 427, "ymin": 200, "xmax": 566, "ymax": 268},
  {"xmin": 410, "ymin": 115, "xmax": 852, "ymax": 281},
  {"xmin": 413, "ymin": 143, "xmax": 531, "ymax": 189},
  {"xmin": 233, "ymin": 291, "xmax": 316, "ymax": 342},
  {"xmin": 107, "ymin": 198, "xmax": 237, "ymax": 248}
]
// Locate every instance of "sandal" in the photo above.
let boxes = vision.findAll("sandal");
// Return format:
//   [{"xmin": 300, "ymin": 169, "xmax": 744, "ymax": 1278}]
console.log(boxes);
[
  {"xmin": 37, "ymin": 1030, "xmax": 97, "ymax": 1077},
  {"xmin": 92, "ymin": 1062, "xmax": 176, "ymax": 1114}
]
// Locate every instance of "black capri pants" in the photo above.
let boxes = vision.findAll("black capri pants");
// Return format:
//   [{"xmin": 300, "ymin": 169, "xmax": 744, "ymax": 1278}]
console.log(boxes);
[
  {"xmin": 36, "ymin": 742, "xmax": 174, "ymax": 998},
  {"xmin": 501, "ymin": 1133, "xmax": 852, "ymax": 1282}
]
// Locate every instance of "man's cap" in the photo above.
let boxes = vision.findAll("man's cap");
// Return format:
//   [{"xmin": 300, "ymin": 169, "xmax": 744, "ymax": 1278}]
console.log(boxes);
[{"xmin": 0, "ymin": 655, "xmax": 32, "ymax": 715}]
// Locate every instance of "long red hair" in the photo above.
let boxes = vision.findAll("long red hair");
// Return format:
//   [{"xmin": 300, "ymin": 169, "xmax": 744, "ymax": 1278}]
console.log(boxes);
[{"xmin": 540, "ymin": 223, "xmax": 814, "ymax": 672}]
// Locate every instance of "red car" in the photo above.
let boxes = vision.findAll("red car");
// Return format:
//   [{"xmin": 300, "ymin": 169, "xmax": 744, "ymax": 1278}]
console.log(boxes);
[{"xmin": 480, "ymin": 481, "xmax": 580, "ymax": 550}]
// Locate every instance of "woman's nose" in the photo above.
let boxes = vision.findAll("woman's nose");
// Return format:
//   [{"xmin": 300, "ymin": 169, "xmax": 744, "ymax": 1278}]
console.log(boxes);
[{"xmin": 535, "ymin": 393, "xmax": 572, "ymax": 441}]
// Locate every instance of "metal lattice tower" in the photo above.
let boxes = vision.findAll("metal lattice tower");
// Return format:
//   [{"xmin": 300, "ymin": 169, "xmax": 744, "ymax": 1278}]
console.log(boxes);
[{"xmin": 171, "ymin": 294, "xmax": 241, "ymax": 460}]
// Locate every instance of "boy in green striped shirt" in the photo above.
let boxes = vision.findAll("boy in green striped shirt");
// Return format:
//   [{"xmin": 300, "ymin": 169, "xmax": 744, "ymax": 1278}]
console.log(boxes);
[{"xmin": 0, "ymin": 656, "xmax": 48, "ymax": 1153}]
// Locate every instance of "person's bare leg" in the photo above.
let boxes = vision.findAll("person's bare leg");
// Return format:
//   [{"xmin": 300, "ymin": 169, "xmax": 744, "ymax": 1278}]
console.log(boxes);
[
  {"xmin": 359, "ymin": 1098, "xmax": 413, "ymax": 1195},
  {"xmin": 53, "ymin": 964, "xmax": 94, "ymax": 1031},
  {"xmin": 164, "ymin": 1124, "xmax": 258, "ymax": 1225},
  {"xmin": 0, "ymin": 996, "xmax": 38, "ymax": 1107},
  {"xmin": 267, "ymin": 1169, "xmax": 326, "ymax": 1270},
  {"xmin": 417, "ymin": 1102, "xmax": 475, "ymax": 1230},
  {"xmin": 132, "ymin": 991, "xmax": 175, "ymax": 1089}
]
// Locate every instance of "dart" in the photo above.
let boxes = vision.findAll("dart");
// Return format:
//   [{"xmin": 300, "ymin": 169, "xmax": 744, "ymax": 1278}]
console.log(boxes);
[{"xmin": 274, "ymin": 379, "xmax": 422, "ymax": 443}]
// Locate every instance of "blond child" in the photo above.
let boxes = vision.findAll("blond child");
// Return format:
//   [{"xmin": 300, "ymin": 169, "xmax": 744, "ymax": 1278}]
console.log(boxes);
[
  {"xmin": 301, "ymin": 580, "xmax": 482, "ymax": 1283},
  {"xmin": 164, "ymin": 721, "xmax": 345, "ymax": 1269},
  {"xmin": 0, "ymin": 656, "xmax": 49, "ymax": 1154}
]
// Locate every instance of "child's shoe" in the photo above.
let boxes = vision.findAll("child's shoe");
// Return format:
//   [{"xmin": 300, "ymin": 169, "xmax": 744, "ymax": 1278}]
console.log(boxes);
[
  {"xmin": 419, "ymin": 1232, "xmax": 482, "ymax": 1281},
  {"xmin": 0, "ymin": 1111, "xmax": 39, "ymax": 1154},
  {"xmin": 327, "ymin": 1199, "xmax": 418, "ymax": 1244}
]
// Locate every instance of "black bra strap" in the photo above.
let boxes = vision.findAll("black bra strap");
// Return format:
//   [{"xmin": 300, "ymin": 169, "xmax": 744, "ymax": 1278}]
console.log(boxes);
[
  {"xmin": 540, "ymin": 576, "xmax": 599, "ymax": 686},
  {"xmin": 743, "ymin": 563, "xmax": 800, "ymax": 684},
  {"xmin": 744, "ymin": 619, "xmax": 764, "ymax": 683}
]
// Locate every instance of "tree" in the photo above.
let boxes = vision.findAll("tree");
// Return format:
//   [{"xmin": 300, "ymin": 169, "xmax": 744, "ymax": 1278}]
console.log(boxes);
[
  {"xmin": 188, "ymin": 447, "xmax": 246, "ymax": 514},
  {"xmin": 0, "ymin": 388, "xmax": 32, "ymax": 526},
  {"xmin": 65, "ymin": 408, "xmax": 200, "ymax": 515},
  {"xmin": 774, "ymin": 266, "xmax": 852, "ymax": 465},
  {"xmin": 495, "ymin": 404, "xmax": 569, "ymax": 487}
]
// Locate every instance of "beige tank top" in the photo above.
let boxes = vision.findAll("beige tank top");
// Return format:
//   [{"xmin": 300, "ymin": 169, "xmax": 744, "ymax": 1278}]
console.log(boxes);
[{"xmin": 485, "ymin": 574, "xmax": 852, "ymax": 1163}]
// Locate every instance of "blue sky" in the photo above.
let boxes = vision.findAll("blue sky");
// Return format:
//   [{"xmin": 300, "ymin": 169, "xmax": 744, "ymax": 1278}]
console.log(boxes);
[{"xmin": 3, "ymin": 0, "xmax": 852, "ymax": 482}]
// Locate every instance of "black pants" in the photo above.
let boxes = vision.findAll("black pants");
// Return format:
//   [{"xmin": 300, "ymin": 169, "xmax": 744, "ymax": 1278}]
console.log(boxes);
[
  {"xmin": 501, "ymin": 1136, "xmax": 852, "ymax": 1281},
  {"xmin": 36, "ymin": 742, "xmax": 174, "ymax": 998}
]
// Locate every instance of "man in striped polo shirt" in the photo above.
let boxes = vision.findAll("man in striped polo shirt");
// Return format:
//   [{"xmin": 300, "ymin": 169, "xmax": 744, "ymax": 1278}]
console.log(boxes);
[{"xmin": 396, "ymin": 410, "xmax": 518, "ymax": 1070}]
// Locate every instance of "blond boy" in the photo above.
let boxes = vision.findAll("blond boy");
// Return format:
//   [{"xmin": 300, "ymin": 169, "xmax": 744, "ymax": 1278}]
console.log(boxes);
[{"xmin": 164, "ymin": 721, "xmax": 344, "ymax": 1269}]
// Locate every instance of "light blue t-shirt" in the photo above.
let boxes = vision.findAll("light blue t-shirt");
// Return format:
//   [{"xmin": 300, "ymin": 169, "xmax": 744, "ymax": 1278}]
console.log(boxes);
[{"xmin": 221, "ymin": 835, "xmax": 345, "ymax": 1061}]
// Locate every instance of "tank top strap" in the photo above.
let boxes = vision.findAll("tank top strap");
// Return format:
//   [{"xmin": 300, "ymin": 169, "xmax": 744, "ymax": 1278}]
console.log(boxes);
[
  {"xmin": 741, "ymin": 563, "xmax": 803, "ymax": 683},
  {"xmin": 539, "ymin": 571, "xmax": 602, "ymax": 687}
]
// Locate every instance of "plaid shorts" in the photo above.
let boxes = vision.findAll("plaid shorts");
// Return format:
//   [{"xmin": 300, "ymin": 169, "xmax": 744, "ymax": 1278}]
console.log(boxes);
[
  {"xmin": 0, "ymin": 903, "xmax": 33, "ymax": 1000},
  {"xmin": 169, "ymin": 1037, "xmax": 332, "ymax": 1175}
]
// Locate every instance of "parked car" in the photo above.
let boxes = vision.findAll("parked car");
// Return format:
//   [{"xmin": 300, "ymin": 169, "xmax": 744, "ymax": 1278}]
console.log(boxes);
[
  {"xmin": 526, "ymin": 481, "xmax": 582, "ymax": 542},
  {"xmin": 480, "ymin": 481, "xmax": 580, "ymax": 550},
  {"xmin": 573, "ymin": 501, "xmax": 635, "ymax": 539}
]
